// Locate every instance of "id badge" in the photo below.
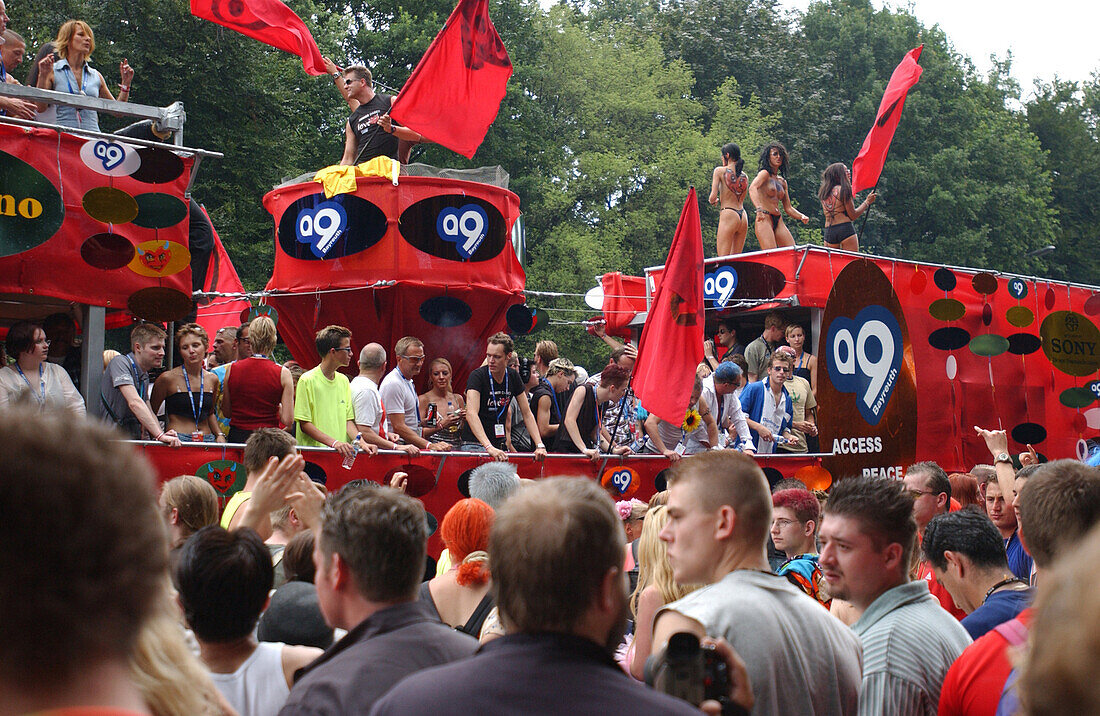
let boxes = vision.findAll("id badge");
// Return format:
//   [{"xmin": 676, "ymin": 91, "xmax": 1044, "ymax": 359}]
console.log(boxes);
[
  {"xmin": 674, "ymin": 443, "xmax": 687, "ymax": 456},
  {"xmin": 494, "ymin": 423, "xmax": 506, "ymax": 438},
  {"xmin": 192, "ymin": 431, "xmax": 204, "ymax": 442}
]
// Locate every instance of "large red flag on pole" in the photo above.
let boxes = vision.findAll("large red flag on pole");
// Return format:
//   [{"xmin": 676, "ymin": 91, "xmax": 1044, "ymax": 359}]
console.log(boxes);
[
  {"xmin": 389, "ymin": 0, "xmax": 512, "ymax": 159},
  {"xmin": 633, "ymin": 189, "xmax": 705, "ymax": 426},
  {"xmin": 190, "ymin": 0, "xmax": 327, "ymax": 76},
  {"xmin": 851, "ymin": 45, "xmax": 923, "ymax": 193}
]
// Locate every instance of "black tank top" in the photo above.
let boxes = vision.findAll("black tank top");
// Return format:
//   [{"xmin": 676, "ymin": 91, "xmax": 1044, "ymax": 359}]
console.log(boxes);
[
  {"xmin": 349, "ymin": 94, "xmax": 399, "ymax": 163},
  {"xmin": 164, "ymin": 391, "xmax": 214, "ymax": 421}
]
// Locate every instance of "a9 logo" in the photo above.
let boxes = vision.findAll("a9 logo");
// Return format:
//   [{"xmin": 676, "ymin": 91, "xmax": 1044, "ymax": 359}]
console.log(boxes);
[
  {"xmin": 601, "ymin": 466, "xmax": 639, "ymax": 497},
  {"xmin": 296, "ymin": 201, "xmax": 348, "ymax": 258},
  {"xmin": 704, "ymin": 267, "xmax": 738, "ymax": 310},
  {"xmin": 1008, "ymin": 278, "xmax": 1028, "ymax": 300},
  {"xmin": 437, "ymin": 204, "xmax": 488, "ymax": 259},
  {"xmin": 826, "ymin": 305, "xmax": 904, "ymax": 426}
]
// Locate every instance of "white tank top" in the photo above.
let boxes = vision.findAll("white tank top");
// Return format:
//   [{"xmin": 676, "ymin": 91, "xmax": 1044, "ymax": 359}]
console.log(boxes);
[{"xmin": 209, "ymin": 641, "xmax": 290, "ymax": 716}]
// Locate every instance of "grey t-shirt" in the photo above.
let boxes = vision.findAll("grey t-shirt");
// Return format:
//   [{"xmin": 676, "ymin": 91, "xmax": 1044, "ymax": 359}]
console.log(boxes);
[
  {"xmin": 662, "ymin": 569, "xmax": 863, "ymax": 716},
  {"xmin": 745, "ymin": 336, "xmax": 776, "ymax": 378},
  {"xmin": 100, "ymin": 353, "xmax": 148, "ymax": 438}
]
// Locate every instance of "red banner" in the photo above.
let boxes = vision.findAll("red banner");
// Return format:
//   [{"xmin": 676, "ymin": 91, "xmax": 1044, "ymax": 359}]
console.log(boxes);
[
  {"xmin": 633, "ymin": 189, "xmax": 705, "ymax": 425},
  {"xmin": 851, "ymin": 45, "xmax": 923, "ymax": 194},
  {"xmin": 0, "ymin": 124, "xmax": 193, "ymax": 321},
  {"xmin": 196, "ymin": 210, "xmax": 252, "ymax": 338},
  {"xmin": 389, "ymin": 0, "xmax": 512, "ymax": 159},
  {"xmin": 600, "ymin": 272, "xmax": 647, "ymax": 337},
  {"xmin": 190, "ymin": 0, "xmax": 327, "ymax": 76}
]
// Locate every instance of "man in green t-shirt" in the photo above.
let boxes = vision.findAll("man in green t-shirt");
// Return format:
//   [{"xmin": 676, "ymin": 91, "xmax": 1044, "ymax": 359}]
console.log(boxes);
[{"xmin": 294, "ymin": 325, "xmax": 376, "ymax": 459}]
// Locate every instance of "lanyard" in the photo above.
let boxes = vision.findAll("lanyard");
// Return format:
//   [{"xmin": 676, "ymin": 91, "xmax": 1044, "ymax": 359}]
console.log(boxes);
[
  {"xmin": 127, "ymin": 355, "xmax": 146, "ymax": 397},
  {"xmin": 541, "ymin": 378, "xmax": 561, "ymax": 421},
  {"xmin": 488, "ymin": 370, "xmax": 509, "ymax": 423},
  {"xmin": 592, "ymin": 386, "xmax": 604, "ymax": 433},
  {"xmin": 62, "ymin": 61, "xmax": 93, "ymax": 124},
  {"xmin": 15, "ymin": 363, "xmax": 45, "ymax": 406},
  {"xmin": 182, "ymin": 368, "xmax": 205, "ymax": 429}
]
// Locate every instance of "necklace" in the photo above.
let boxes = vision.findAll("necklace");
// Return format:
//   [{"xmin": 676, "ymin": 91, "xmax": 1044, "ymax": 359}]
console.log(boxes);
[{"xmin": 983, "ymin": 576, "xmax": 1028, "ymax": 603}]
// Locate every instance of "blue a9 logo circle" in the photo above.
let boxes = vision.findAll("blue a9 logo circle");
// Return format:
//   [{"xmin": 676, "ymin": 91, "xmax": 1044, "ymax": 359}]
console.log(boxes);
[
  {"xmin": 1008, "ymin": 278, "xmax": 1028, "ymax": 300},
  {"xmin": 436, "ymin": 204, "xmax": 488, "ymax": 259}
]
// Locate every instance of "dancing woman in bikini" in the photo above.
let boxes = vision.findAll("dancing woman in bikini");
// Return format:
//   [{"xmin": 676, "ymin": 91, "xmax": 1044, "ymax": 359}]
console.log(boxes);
[
  {"xmin": 708, "ymin": 143, "xmax": 749, "ymax": 255},
  {"xmin": 749, "ymin": 142, "xmax": 808, "ymax": 249},
  {"xmin": 818, "ymin": 163, "xmax": 876, "ymax": 252}
]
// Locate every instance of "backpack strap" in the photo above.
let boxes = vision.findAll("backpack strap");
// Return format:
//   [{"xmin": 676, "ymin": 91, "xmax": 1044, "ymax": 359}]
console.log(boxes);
[{"xmin": 993, "ymin": 617, "xmax": 1028, "ymax": 646}]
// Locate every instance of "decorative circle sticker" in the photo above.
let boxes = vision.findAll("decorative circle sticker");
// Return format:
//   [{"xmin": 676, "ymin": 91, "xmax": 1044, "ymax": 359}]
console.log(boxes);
[
  {"xmin": 128, "ymin": 240, "xmax": 190, "ymax": 277},
  {"xmin": 0, "ymin": 150, "xmax": 65, "ymax": 257},
  {"xmin": 79, "ymin": 138, "xmax": 140, "ymax": 177},
  {"xmin": 1039, "ymin": 311, "xmax": 1100, "ymax": 377},
  {"xmin": 601, "ymin": 466, "xmax": 640, "ymax": 498}
]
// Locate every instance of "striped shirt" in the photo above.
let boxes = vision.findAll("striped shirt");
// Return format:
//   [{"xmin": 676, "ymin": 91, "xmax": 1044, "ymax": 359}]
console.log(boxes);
[{"xmin": 852, "ymin": 580, "xmax": 972, "ymax": 716}]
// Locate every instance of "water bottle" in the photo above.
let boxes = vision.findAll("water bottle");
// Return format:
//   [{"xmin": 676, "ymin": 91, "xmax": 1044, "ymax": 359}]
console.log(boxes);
[{"xmin": 342, "ymin": 433, "xmax": 362, "ymax": 470}]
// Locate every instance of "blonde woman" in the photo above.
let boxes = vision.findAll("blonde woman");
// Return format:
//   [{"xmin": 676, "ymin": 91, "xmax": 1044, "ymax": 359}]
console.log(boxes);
[
  {"xmin": 34, "ymin": 20, "xmax": 133, "ymax": 131},
  {"xmin": 626, "ymin": 506, "xmax": 700, "ymax": 680},
  {"xmin": 129, "ymin": 585, "xmax": 234, "ymax": 716}
]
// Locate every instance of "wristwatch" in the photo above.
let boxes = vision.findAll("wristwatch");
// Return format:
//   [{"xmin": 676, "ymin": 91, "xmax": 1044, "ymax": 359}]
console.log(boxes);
[
  {"xmin": 536, "ymin": 443, "xmax": 546, "ymax": 450},
  {"xmin": 994, "ymin": 452, "xmax": 1012, "ymax": 464}
]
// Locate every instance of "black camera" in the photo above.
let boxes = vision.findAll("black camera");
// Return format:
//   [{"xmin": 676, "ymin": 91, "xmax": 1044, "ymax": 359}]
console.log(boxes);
[
  {"xmin": 517, "ymin": 356, "xmax": 533, "ymax": 383},
  {"xmin": 645, "ymin": 632, "xmax": 730, "ymax": 707}
]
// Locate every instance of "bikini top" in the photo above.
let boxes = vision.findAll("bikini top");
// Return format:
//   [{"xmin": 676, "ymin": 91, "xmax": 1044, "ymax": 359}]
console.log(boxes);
[
  {"xmin": 164, "ymin": 391, "xmax": 215, "ymax": 421},
  {"xmin": 723, "ymin": 170, "xmax": 748, "ymax": 199}
]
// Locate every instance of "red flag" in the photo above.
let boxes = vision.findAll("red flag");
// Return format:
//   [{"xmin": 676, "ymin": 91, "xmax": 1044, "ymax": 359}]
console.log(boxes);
[
  {"xmin": 190, "ymin": 0, "xmax": 327, "ymax": 76},
  {"xmin": 196, "ymin": 209, "xmax": 252, "ymax": 339},
  {"xmin": 389, "ymin": 0, "xmax": 512, "ymax": 159},
  {"xmin": 600, "ymin": 272, "xmax": 648, "ymax": 338},
  {"xmin": 851, "ymin": 45, "xmax": 923, "ymax": 193},
  {"xmin": 633, "ymin": 189, "xmax": 705, "ymax": 426}
]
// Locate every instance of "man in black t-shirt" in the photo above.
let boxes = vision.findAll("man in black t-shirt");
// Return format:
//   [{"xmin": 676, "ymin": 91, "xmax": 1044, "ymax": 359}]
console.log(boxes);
[
  {"xmin": 335, "ymin": 65, "xmax": 422, "ymax": 165},
  {"xmin": 464, "ymin": 332, "xmax": 547, "ymax": 462}
]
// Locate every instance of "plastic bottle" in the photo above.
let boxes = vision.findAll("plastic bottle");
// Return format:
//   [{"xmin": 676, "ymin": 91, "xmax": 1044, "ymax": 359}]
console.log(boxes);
[{"xmin": 342, "ymin": 433, "xmax": 362, "ymax": 470}]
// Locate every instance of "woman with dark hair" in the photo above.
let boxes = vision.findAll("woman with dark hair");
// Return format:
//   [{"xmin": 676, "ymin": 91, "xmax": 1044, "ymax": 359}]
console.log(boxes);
[
  {"xmin": 34, "ymin": 20, "xmax": 133, "ymax": 130},
  {"xmin": 749, "ymin": 141, "xmax": 809, "ymax": 249},
  {"xmin": 708, "ymin": 142, "xmax": 749, "ymax": 256},
  {"xmin": 0, "ymin": 320, "xmax": 84, "ymax": 414},
  {"xmin": 818, "ymin": 162, "xmax": 876, "ymax": 252}
]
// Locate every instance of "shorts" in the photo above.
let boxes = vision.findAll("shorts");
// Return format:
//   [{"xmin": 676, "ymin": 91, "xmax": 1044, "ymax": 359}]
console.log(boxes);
[{"xmin": 824, "ymin": 222, "xmax": 855, "ymax": 245}]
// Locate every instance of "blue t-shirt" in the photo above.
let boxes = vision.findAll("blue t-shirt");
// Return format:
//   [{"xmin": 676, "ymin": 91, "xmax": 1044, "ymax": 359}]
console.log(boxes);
[
  {"xmin": 960, "ymin": 587, "xmax": 1032, "ymax": 640},
  {"xmin": 1005, "ymin": 531, "xmax": 1033, "ymax": 582}
]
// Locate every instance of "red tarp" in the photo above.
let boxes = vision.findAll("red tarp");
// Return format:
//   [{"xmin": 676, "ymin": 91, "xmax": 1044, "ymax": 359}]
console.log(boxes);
[
  {"xmin": 263, "ymin": 176, "xmax": 524, "ymax": 393},
  {"xmin": 0, "ymin": 124, "xmax": 193, "ymax": 321},
  {"xmin": 600, "ymin": 272, "xmax": 647, "ymax": 337},
  {"xmin": 196, "ymin": 214, "xmax": 251, "ymax": 338},
  {"xmin": 190, "ymin": 0, "xmax": 328, "ymax": 76},
  {"xmin": 135, "ymin": 443, "xmax": 824, "ymax": 556}
]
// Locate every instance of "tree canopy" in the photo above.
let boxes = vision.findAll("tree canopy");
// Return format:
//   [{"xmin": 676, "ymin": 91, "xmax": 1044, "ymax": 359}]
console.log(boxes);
[{"xmin": 11, "ymin": 0, "xmax": 1096, "ymax": 368}]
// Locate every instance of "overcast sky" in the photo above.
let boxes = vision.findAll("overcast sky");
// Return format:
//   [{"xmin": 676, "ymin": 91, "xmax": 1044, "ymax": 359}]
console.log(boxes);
[{"xmin": 782, "ymin": 0, "xmax": 1100, "ymax": 96}]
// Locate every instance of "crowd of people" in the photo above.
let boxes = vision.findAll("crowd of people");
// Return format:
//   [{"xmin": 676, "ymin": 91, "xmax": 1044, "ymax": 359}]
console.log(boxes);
[
  {"xmin": 0, "ymin": 302, "xmax": 828, "ymax": 464},
  {"xmin": 4, "ymin": 396, "xmax": 1100, "ymax": 716},
  {"xmin": 708, "ymin": 141, "xmax": 877, "ymax": 255}
]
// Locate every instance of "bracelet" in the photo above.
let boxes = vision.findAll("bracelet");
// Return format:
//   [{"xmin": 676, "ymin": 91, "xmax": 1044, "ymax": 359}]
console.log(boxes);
[
  {"xmin": 119, "ymin": 85, "xmax": 129, "ymax": 92},
  {"xmin": 155, "ymin": 432, "xmax": 165, "ymax": 441}
]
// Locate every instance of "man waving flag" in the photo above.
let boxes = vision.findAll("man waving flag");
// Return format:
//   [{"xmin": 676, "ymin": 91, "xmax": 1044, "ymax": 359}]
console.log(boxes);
[{"xmin": 851, "ymin": 45, "xmax": 924, "ymax": 193}]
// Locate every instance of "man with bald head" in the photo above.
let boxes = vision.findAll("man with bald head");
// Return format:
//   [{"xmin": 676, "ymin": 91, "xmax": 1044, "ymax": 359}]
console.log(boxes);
[
  {"xmin": 352, "ymin": 342, "xmax": 418, "ymax": 454},
  {"xmin": 653, "ymin": 451, "xmax": 862, "ymax": 715}
]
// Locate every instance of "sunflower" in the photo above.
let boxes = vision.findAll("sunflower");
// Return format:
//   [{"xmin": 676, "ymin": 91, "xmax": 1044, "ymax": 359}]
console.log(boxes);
[{"xmin": 681, "ymin": 409, "xmax": 702, "ymax": 432}]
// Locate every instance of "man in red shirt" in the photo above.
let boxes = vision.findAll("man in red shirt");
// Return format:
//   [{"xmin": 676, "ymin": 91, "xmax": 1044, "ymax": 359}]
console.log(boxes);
[{"xmin": 938, "ymin": 454, "xmax": 1100, "ymax": 716}]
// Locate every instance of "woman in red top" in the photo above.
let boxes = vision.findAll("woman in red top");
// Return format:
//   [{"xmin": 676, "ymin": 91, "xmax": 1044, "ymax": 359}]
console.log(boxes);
[{"xmin": 222, "ymin": 316, "xmax": 294, "ymax": 443}]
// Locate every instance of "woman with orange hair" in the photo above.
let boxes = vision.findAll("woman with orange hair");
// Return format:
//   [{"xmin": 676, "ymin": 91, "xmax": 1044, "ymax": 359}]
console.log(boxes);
[{"xmin": 418, "ymin": 498, "xmax": 495, "ymax": 636}]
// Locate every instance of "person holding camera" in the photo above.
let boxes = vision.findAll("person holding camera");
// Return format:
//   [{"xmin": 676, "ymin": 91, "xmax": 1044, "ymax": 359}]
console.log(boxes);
[
  {"xmin": 653, "ymin": 452, "xmax": 862, "ymax": 716},
  {"xmin": 372, "ymin": 477, "xmax": 752, "ymax": 715}
]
